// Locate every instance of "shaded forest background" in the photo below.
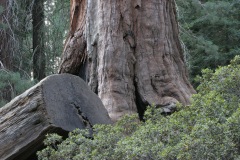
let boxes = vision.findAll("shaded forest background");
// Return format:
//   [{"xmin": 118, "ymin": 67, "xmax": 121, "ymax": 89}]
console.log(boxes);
[
  {"xmin": 1, "ymin": 0, "xmax": 239, "ymax": 107},
  {"xmin": 0, "ymin": 0, "xmax": 240, "ymax": 159}
]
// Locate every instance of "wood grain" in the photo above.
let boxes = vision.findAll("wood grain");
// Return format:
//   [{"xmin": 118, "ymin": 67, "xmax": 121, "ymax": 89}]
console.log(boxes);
[{"xmin": 0, "ymin": 74, "xmax": 111, "ymax": 160}]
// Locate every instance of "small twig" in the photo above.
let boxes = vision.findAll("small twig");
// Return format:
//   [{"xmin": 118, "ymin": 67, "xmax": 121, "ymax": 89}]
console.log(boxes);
[
  {"xmin": 0, "ymin": 61, "xmax": 4, "ymax": 71},
  {"xmin": 7, "ymin": 80, "xmax": 14, "ymax": 99}
]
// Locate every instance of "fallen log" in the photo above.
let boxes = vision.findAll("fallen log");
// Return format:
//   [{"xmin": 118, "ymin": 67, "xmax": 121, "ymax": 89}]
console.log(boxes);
[{"xmin": 0, "ymin": 74, "xmax": 112, "ymax": 160}]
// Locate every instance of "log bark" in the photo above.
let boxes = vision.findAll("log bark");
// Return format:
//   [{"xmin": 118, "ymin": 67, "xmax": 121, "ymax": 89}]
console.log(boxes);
[
  {"xmin": 0, "ymin": 74, "xmax": 112, "ymax": 160},
  {"xmin": 59, "ymin": 0, "xmax": 196, "ymax": 121}
]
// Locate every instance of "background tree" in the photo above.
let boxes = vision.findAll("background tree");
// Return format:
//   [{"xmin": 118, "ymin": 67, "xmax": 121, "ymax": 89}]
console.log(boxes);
[
  {"xmin": 0, "ymin": 0, "xmax": 69, "ymax": 106},
  {"xmin": 176, "ymin": 0, "xmax": 240, "ymax": 84},
  {"xmin": 0, "ymin": 0, "xmax": 13, "ymax": 70},
  {"xmin": 0, "ymin": 0, "xmax": 16, "ymax": 103},
  {"xmin": 59, "ymin": 0, "xmax": 196, "ymax": 121},
  {"xmin": 32, "ymin": 0, "xmax": 45, "ymax": 81},
  {"xmin": 44, "ymin": 0, "xmax": 69, "ymax": 74}
]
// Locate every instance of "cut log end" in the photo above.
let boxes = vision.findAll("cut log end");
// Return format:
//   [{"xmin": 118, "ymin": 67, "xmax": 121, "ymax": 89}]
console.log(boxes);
[{"xmin": 0, "ymin": 74, "xmax": 112, "ymax": 160}]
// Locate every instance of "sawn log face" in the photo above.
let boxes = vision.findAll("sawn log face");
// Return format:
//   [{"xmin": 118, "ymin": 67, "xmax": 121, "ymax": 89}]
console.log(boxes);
[{"xmin": 0, "ymin": 74, "xmax": 111, "ymax": 160}]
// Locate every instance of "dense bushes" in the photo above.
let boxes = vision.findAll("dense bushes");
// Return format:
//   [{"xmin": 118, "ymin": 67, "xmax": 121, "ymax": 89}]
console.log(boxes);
[{"xmin": 38, "ymin": 56, "xmax": 240, "ymax": 160}]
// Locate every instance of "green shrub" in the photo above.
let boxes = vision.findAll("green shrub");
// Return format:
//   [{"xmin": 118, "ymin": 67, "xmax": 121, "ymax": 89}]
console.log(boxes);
[
  {"xmin": 38, "ymin": 56, "xmax": 240, "ymax": 160},
  {"xmin": 0, "ymin": 70, "xmax": 34, "ymax": 107}
]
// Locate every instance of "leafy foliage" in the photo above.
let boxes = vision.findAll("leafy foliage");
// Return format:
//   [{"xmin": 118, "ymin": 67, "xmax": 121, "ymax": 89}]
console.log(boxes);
[
  {"xmin": 0, "ymin": 70, "xmax": 34, "ymax": 107},
  {"xmin": 0, "ymin": 0, "xmax": 69, "ymax": 104},
  {"xmin": 38, "ymin": 56, "xmax": 240, "ymax": 159},
  {"xmin": 1, "ymin": 0, "xmax": 69, "ymax": 77},
  {"xmin": 176, "ymin": 0, "xmax": 240, "ymax": 84},
  {"xmin": 44, "ymin": 0, "xmax": 69, "ymax": 74},
  {"xmin": 0, "ymin": 5, "xmax": 7, "ymax": 29}
]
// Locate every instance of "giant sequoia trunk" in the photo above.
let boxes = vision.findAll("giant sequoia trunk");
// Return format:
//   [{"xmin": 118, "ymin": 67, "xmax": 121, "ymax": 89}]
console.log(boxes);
[{"xmin": 59, "ymin": 0, "xmax": 196, "ymax": 121}]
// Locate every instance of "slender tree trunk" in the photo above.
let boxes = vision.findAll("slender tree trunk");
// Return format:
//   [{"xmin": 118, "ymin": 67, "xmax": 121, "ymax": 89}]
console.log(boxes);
[
  {"xmin": 59, "ymin": 0, "xmax": 196, "ymax": 121},
  {"xmin": 0, "ymin": 0, "xmax": 12, "ymax": 70},
  {"xmin": 0, "ymin": 0, "xmax": 14, "ymax": 102},
  {"xmin": 32, "ymin": 0, "xmax": 45, "ymax": 81}
]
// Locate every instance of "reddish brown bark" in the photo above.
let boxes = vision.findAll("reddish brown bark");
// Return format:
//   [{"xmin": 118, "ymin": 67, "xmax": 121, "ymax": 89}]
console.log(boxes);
[{"xmin": 59, "ymin": 0, "xmax": 196, "ymax": 121}]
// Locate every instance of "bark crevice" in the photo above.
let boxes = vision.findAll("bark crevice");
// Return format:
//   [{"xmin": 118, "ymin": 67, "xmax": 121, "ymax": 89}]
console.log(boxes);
[
  {"xmin": 71, "ymin": 102, "xmax": 93, "ymax": 129},
  {"xmin": 134, "ymin": 77, "xmax": 148, "ymax": 120}
]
